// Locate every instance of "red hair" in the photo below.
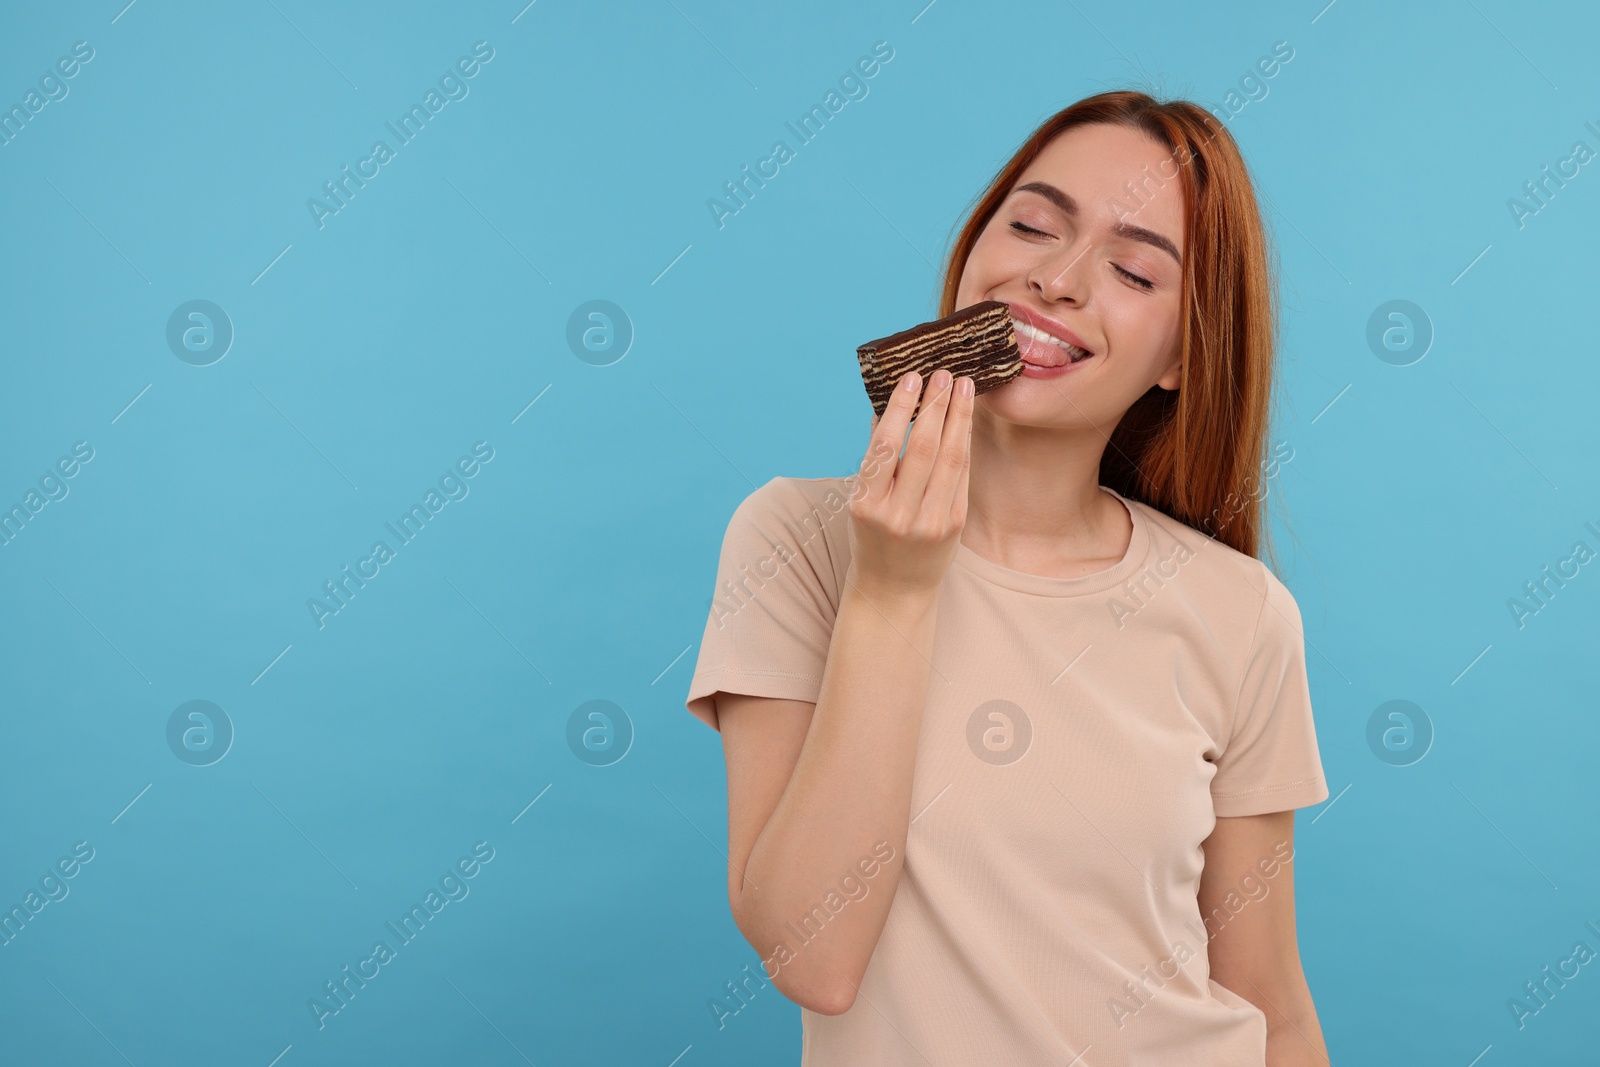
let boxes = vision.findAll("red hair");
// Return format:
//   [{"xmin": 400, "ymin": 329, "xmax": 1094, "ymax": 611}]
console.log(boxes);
[{"xmin": 939, "ymin": 91, "xmax": 1285, "ymax": 568}]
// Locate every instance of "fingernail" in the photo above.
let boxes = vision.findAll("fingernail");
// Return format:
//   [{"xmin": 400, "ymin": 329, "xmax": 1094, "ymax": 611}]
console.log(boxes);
[
  {"xmin": 959, "ymin": 376, "xmax": 974, "ymax": 397},
  {"xmin": 903, "ymin": 371, "xmax": 920, "ymax": 392}
]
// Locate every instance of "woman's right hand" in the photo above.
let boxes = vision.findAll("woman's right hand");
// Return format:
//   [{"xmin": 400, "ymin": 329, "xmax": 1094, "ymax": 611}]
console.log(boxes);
[{"xmin": 844, "ymin": 368, "xmax": 975, "ymax": 602}]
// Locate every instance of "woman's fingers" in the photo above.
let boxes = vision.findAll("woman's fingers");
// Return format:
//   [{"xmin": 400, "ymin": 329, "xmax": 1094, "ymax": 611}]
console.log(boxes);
[
  {"xmin": 846, "ymin": 368, "xmax": 974, "ymax": 599},
  {"xmin": 920, "ymin": 375, "xmax": 973, "ymax": 522},
  {"xmin": 856, "ymin": 371, "xmax": 920, "ymax": 504},
  {"xmin": 888, "ymin": 368, "xmax": 956, "ymax": 512},
  {"xmin": 952, "ymin": 410, "xmax": 972, "ymax": 529}
]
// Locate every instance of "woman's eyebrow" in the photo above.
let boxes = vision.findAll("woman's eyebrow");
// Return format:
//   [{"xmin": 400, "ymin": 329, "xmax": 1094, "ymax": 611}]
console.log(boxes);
[{"xmin": 1012, "ymin": 180, "xmax": 1182, "ymax": 266}]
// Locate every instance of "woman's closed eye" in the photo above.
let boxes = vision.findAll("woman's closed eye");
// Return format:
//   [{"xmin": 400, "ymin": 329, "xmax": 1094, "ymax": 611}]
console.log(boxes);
[{"xmin": 1008, "ymin": 220, "xmax": 1156, "ymax": 290}]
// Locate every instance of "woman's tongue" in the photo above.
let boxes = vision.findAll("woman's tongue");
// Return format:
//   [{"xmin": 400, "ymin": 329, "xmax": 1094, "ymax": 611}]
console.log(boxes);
[{"xmin": 1017, "ymin": 326, "xmax": 1070, "ymax": 367}]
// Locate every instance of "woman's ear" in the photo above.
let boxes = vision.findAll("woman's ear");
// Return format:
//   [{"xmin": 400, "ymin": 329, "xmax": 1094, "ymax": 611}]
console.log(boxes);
[{"xmin": 1155, "ymin": 352, "xmax": 1182, "ymax": 392}]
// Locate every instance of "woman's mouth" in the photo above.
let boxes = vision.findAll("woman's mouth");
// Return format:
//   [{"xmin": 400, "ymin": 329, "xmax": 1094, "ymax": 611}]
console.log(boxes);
[{"xmin": 1012, "ymin": 317, "xmax": 1095, "ymax": 376}]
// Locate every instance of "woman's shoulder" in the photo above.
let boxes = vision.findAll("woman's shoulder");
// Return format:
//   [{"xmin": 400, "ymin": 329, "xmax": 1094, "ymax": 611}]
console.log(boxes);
[
  {"xmin": 737, "ymin": 473, "xmax": 857, "ymax": 515},
  {"xmin": 727, "ymin": 474, "xmax": 856, "ymax": 535},
  {"xmin": 1123, "ymin": 495, "xmax": 1282, "ymax": 608},
  {"xmin": 723, "ymin": 474, "xmax": 856, "ymax": 586}
]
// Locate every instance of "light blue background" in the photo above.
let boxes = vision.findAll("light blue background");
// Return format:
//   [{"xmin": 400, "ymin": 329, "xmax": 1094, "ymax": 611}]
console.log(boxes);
[{"xmin": 2, "ymin": 1, "xmax": 1596, "ymax": 1064}]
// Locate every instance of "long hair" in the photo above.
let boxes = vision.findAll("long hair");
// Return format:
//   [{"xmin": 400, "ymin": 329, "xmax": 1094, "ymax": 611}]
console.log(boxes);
[{"xmin": 938, "ymin": 91, "xmax": 1284, "ymax": 569}]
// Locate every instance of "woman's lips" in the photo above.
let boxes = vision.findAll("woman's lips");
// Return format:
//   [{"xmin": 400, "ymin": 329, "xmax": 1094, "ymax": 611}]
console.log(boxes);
[
  {"xmin": 1009, "ymin": 306, "xmax": 1095, "ymax": 357},
  {"xmin": 1012, "ymin": 317, "xmax": 1095, "ymax": 371},
  {"xmin": 1018, "ymin": 359, "xmax": 1090, "ymax": 379}
]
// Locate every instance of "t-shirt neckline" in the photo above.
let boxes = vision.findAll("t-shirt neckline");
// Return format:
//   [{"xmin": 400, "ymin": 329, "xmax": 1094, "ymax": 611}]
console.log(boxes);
[{"xmin": 951, "ymin": 486, "xmax": 1151, "ymax": 597}]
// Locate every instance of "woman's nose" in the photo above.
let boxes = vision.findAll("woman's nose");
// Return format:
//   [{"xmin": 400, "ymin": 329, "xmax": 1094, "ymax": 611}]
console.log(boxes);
[{"xmin": 1028, "ymin": 241, "xmax": 1090, "ymax": 304}]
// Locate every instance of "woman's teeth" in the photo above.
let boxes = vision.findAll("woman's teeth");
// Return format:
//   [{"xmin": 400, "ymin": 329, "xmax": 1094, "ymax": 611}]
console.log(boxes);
[{"xmin": 1012, "ymin": 318, "xmax": 1093, "ymax": 365}]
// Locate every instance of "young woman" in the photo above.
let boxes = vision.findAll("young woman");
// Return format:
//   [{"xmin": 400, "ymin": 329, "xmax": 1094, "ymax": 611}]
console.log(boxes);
[{"xmin": 685, "ymin": 91, "xmax": 1331, "ymax": 1066}]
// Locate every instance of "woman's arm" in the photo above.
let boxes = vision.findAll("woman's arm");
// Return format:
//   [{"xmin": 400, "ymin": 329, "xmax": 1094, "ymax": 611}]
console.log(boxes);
[
  {"xmin": 1198, "ymin": 810, "xmax": 1331, "ymax": 1066},
  {"xmin": 718, "ymin": 582, "xmax": 941, "ymax": 1016},
  {"xmin": 716, "ymin": 370, "xmax": 973, "ymax": 1016}
]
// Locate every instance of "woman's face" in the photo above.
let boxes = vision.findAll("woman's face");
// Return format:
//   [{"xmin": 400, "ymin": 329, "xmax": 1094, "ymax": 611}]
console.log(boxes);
[{"xmin": 955, "ymin": 122, "xmax": 1187, "ymax": 431}]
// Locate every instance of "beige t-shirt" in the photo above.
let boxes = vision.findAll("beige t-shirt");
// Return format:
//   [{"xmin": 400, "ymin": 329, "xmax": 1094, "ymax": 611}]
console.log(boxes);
[{"xmin": 685, "ymin": 475, "xmax": 1329, "ymax": 1066}]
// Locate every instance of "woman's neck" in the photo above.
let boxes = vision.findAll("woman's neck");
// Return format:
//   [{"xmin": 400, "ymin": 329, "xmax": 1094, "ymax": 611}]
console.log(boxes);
[{"xmin": 961, "ymin": 422, "xmax": 1128, "ymax": 576}]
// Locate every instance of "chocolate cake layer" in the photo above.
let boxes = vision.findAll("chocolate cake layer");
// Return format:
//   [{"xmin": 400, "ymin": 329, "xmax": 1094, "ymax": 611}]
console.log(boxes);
[{"xmin": 856, "ymin": 300, "xmax": 1023, "ymax": 419}]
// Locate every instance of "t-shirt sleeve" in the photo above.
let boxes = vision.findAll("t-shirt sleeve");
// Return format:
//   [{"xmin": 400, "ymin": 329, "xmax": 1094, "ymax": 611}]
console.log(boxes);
[
  {"xmin": 683, "ymin": 478, "xmax": 843, "ymax": 732},
  {"xmin": 1209, "ymin": 563, "xmax": 1331, "ymax": 817}
]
